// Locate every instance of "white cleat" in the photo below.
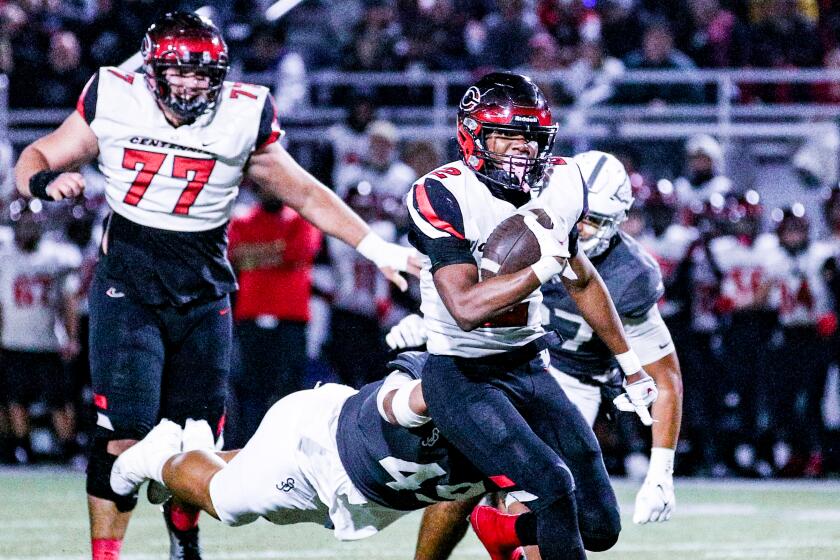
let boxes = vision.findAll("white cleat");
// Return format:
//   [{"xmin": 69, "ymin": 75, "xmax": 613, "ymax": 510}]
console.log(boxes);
[
  {"xmin": 111, "ymin": 419, "xmax": 183, "ymax": 496},
  {"xmin": 182, "ymin": 418, "xmax": 215, "ymax": 452},
  {"xmin": 148, "ymin": 418, "xmax": 215, "ymax": 505}
]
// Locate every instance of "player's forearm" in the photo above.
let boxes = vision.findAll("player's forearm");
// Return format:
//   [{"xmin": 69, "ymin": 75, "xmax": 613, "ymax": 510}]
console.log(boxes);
[
  {"xmin": 435, "ymin": 265, "xmax": 543, "ymax": 331},
  {"xmin": 14, "ymin": 144, "xmax": 51, "ymax": 197},
  {"xmin": 646, "ymin": 353, "xmax": 683, "ymax": 449},
  {"xmin": 61, "ymin": 296, "xmax": 81, "ymax": 345},
  {"xmin": 248, "ymin": 143, "xmax": 371, "ymax": 248},
  {"xmin": 296, "ymin": 182, "xmax": 371, "ymax": 248}
]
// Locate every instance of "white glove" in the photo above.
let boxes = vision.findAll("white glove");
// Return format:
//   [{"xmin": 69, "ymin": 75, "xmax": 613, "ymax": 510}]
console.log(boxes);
[
  {"xmin": 633, "ymin": 475, "xmax": 675, "ymax": 524},
  {"xmin": 385, "ymin": 314, "xmax": 428, "ymax": 350},
  {"xmin": 613, "ymin": 375, "xmax": 659, "ymax": 426},
  {"xmin": 520, "ymin": 209, "xmax": 569, "ymax": 259},
  {"xmin": 356, "ymin": 233, "xmax": 416, "ymax": 272}
]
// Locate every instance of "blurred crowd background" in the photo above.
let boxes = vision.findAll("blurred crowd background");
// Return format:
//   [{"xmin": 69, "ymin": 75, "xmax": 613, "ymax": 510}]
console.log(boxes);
[{"xmin": 1, "ymin": 0, "xmax": 840, "ymax": 482}]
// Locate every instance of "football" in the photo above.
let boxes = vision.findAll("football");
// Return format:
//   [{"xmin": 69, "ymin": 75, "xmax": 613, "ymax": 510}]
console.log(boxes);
[{"xmin": 480, "ymin": 208, "xmax": 554, "ymax": 280}]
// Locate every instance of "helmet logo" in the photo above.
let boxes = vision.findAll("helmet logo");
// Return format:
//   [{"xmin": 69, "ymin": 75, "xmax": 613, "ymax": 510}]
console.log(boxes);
[
  {"xmin": 610, "ymin": 189, "xmax": 632, "ymax": 205},
  {"xmin": 460, "ymin": 86, "xmax": 481, "ymax": 111},
  {"xmin": 512, "ymin": 115, "xmax": 538, "ymax": 124}
]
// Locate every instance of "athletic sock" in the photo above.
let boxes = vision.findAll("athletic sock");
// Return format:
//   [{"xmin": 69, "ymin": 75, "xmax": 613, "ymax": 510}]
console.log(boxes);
[{"xmin": 91, "ymin": 538, "xmax": 122, "ymax": 560}]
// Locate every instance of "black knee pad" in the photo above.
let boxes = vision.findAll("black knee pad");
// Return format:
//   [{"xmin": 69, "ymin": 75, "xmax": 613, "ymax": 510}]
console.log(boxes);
[
  {"xmin": 582, "ymin": 531, "xmax": 620, "ymax": 552},
  {"xmin": 580, "ymin": 501, "xmax": 621, "ymax": 551},
  {"xmin": 86, "ymin": 437, "xmax": 139, "ymax": 513},
  {"xmin": 532, "ymin": 494, "xmax": 586, "ymax": 560}
]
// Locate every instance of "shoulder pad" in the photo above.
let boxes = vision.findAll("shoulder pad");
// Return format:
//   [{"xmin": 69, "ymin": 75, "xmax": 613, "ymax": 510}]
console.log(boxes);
[
  {"xmin": 615, "ymin": 235, "xmax": 664, "ymax": 318},
  {"xmin": 386, "ymin": 351, "xmax": 429, "ymax": 380}
]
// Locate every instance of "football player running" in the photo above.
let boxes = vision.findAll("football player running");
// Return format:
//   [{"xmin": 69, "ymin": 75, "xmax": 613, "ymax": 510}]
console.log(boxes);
[
  {"xmin": 404, "ymin": 73, "xmax": 657, "ymax": 560},
  {"xmin": 14, "ymin": 12, "xmax": 417, "ymax": 560},
  {"xmin": 390, "ymin": 151, "xmax": 683, "ymax": 560}
]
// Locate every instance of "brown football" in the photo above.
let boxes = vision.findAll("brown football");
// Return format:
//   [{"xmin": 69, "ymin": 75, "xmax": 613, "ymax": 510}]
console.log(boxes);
[{"xmin": 480, "ymin": 209, "xmax": 554, "ymax": 280}]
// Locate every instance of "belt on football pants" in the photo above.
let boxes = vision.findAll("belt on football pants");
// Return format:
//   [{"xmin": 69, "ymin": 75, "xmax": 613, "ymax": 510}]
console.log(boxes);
[{"xmin": 453, "ymin": 330, "xmax": 561, "ymax": 371}]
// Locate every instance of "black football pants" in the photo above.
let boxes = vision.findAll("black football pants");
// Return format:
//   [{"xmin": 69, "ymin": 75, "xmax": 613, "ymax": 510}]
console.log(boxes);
[{"xmin": 422, "ymin": 345, "xmax": 620, "ymax": 560}]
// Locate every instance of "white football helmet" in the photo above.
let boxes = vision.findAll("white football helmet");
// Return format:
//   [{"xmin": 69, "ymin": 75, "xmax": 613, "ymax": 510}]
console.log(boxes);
[{"xmin": 573, "ymin": 151, "xmax": 634, "ymax": 257}]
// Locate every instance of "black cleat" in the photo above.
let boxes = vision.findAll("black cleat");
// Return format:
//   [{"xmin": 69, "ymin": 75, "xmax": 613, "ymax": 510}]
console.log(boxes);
[{"xmin": 148, "ymin": 480, "xmax": 172, "ymax": 505}]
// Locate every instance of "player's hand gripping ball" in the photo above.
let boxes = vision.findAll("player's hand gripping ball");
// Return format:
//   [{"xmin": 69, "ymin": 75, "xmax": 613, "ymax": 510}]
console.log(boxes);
[{"xmin": 480, "ymin": 208, "xmax": 557, "ymax": 280}]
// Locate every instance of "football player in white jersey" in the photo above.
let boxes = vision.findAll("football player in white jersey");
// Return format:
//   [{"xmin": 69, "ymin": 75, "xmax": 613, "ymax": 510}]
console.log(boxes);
[
  {"xmin": 13, "ymin": 12, "xmax": 417, "ymax": 560},
  {"xmin": 405, "ymin": 73, "xmax": 657, "ymax": 560},
  {"xmin": 391, "ymin": 151, "xmax": 683, "ymax": 560},
  {"xmin": 766, "ymin": 208, "xmax": 834, "ymax": 475},
  {"xmin": 0, "ymin": 207, "xmax": 82, "ymax": 464}
]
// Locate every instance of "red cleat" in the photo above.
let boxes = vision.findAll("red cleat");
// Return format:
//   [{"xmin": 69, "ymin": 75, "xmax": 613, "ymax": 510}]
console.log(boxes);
[
  {"xmin": 469, "ymin": 505, "xmax": 522, "ymax": 560},
  {"xmin": 511, "ymin": 547, "xmax": 526, "ymax": 560}
]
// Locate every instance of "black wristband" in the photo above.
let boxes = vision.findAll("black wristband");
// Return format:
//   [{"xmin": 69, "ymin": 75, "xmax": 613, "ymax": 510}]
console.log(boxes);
[{"xmin": 29, "ymin": 170, "xmax": 62, "ymax": 200}]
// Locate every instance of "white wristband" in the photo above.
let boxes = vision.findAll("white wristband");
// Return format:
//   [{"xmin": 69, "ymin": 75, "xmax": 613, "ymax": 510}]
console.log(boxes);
[
  {"xmin": 391, "ymin": 379, "xmax": 431, "ymax": 428},
  {"xmin": 531, "ymin": 256, "xmax": 564, "ymax": 284},
  {"xmin": 648, "ymin": 447, "xmax": 675, "ymax": 479},
  {"xmin": 616, "ymin": 349, "xmax": 642, "ymax": 375},
  {"xmin": 355, "ymin": 232, "xmax": 388, "ymax": 267}
]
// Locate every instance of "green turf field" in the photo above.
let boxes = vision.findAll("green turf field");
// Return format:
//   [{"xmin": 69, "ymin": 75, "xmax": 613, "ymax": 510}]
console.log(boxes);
[{"xmin": 2, "ymin": 470, "xmax": 840, "ymax": 559}]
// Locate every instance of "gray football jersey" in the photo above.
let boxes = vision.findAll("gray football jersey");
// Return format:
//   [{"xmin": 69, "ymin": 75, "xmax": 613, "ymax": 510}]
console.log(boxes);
[
  {"xmin": 335, "ymin": 352, "xmax": 486, "ymax": 511},
  {"xmin": 541, "ymin": 232, "xmax": 664, "ymax": 378}
]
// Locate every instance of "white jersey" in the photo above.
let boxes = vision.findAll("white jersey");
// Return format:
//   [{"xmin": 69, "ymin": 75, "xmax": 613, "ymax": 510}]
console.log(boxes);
[
  {"xmin": 407, "ymin": 159, "xmax": 586, "ymax": 357},
  {"xmin": 208, "ymin": 383, "xmax": 407, "ymax": 539},
  {"xmin": 673, "ymin": 175, "xmax": 732, "ymax": 211},
  {"xmin": 767, "ymin": 240, "xmax": 833, "ymax": 327},
  {"xmin": 711, "ymin": 233, "xmax": 787, "ymax": 310},
  {"xmin": 0, "ymin": 241, "xmax": 81, "ymax": 352},
  {"xmin": 81, "ymin": 67, "xmax": 281, "ymax": 232}
]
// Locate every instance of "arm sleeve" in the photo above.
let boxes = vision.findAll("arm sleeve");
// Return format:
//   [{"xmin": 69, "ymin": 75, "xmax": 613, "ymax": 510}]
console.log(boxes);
[
  {"xmin": 407, "ymin": 178, "xmax": 475, "ymax": 273},
  {"xmin": 255, "ymin": 95, "xmax": 283, "ymax": 150},
  {"xmin": 76, "ymin": 72, "xmax": 99, "ymax": 125},
  {"xmin": 623, "ymin": 304, "xmax": 675, "ymax": 365}
]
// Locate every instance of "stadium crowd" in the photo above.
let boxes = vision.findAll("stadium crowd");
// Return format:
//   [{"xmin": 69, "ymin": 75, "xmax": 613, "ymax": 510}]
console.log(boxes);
[
  {"xmin": 1, "ymin": 0, "xmax": 840, "ymax": 483},
  {"xmin": 6, "ymin": 0, "xmax": 840, "ymax": 109}
]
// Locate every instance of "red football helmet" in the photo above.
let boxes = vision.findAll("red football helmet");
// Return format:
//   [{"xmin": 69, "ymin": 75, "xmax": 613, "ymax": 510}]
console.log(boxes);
[
  {"xmin": 457, "ymin": 72, "xmax": 558, "ymax": 192},
  {"xmin": 141, "ymin": 12, "xmax": 229, "ymax": 120}
]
